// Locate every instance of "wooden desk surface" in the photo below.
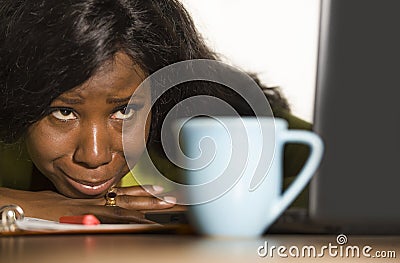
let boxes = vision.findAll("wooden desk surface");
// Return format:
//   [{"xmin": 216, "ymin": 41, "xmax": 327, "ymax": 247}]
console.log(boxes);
[{"xmin": 1, "ymin": 234, "xmax": 399, "ymax": 263}]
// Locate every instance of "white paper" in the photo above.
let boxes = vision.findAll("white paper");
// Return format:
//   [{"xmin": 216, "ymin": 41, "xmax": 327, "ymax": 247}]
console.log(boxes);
[{"xmin": 16, "ymin": 217, "xmax": 158, "ymax": 231}]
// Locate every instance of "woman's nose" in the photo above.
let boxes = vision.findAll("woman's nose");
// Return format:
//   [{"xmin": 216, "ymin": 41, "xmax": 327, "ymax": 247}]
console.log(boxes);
[{"xmin": 73, "ymin": 123, "xmax": 113, "ymax": 168}]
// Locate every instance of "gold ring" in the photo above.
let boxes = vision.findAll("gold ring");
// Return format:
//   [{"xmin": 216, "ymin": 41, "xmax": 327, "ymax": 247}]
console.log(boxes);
[{"xmin": 105, "ymin": 189, "xmax": 117, "ymax": 207}]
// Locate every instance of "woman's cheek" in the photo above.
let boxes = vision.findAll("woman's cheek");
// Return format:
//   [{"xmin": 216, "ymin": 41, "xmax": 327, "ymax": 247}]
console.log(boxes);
[{"xmin": 25, "ymin": 119, "xmax": 75, "ymax": 170}]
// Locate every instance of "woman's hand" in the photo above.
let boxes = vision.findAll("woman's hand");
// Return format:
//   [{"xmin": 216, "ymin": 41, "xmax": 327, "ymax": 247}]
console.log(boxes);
[
  {"xmin": 111, "ymin": 185, "xmax": 176, "ymax": 210},
  {"xmin": 0, "ymin": 186, "xmax": 176, "ymax": 223}
]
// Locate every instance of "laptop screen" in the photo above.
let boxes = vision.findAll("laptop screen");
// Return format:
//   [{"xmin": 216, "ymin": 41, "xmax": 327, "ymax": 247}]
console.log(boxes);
[{"xmin": 309, "ymin": 0, "xmax": 400, "ymax": 230}]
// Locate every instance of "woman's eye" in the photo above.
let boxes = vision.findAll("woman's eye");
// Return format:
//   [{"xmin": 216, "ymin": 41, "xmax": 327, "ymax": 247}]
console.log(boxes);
[
  {"xmin": 51, "ymin": 109, "xmax": 77, "ymax": 121},
  {"xmin": 111, "ymin": 107, "xmax": 135, "ymax": 120}
]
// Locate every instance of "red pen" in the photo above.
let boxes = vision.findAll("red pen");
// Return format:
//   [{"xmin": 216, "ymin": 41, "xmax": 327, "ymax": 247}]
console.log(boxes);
[{"xmin": 59, "ymin": 214, "xmax": 101, "ymax": 225}]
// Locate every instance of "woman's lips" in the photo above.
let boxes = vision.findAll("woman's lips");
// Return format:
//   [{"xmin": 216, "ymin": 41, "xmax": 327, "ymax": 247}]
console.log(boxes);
[{"xmin": 64, "ymin": 176, "xmax": 115, "ymax": 196}]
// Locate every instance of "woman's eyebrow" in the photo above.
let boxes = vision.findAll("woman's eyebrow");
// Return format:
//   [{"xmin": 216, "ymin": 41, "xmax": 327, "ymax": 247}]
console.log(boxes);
[
  {"xmin": 106, "ymin": 96, "xmax": 134, "ymax": 104},
  {"xmin": 57, "ymin": 97, "xmax": 84, "ymax": 105}
]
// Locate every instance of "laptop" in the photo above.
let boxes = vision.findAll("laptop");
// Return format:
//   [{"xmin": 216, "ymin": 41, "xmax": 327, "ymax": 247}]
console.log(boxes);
[{"xmin": 270, "ymin": 0, "xmax": 400, "ymax": 234}]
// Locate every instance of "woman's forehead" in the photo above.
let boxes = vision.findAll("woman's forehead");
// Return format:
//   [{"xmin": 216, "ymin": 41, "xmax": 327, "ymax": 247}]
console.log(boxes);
[
  {"xmin": 96, "ymin": 52, "xmax": 146, "ymax": 77},
  {"xmin": 60, "ymin": 52, "xmax": 148, "ymax": 98}
]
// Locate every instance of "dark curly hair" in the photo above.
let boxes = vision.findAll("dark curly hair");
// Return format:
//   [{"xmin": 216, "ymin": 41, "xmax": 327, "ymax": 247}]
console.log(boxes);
[{"xmin": 0, "ymin": 0, "xmax": 289, "ymax": 145}]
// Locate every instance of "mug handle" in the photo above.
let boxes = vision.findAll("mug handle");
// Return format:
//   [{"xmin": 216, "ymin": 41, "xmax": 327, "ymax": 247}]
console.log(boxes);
[{"xmin": 271, "ymin": 130, "xmax": 324, "ymax": 217}]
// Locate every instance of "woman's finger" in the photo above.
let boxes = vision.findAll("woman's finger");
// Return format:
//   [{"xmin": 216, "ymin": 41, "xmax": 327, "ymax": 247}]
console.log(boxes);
[
  {"xmin": 116, "ymin": 195, "xmax": 176, "ymax": 210},
  {"xmin": 115, "ymin": 185, "xmax": 164, "ymax": 196},
  {"xmin": 79, "ymin": 205, "xmax": 155, "ymax": 224}
]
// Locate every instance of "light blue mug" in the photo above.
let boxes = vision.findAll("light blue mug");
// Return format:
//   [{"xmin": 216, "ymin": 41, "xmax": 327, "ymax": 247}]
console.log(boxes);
[{"xmin": 180, "ymin": 117, "xmax": 323, "ymax": 237}]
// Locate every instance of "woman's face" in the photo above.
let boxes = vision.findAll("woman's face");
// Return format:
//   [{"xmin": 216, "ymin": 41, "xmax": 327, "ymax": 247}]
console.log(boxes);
[{"xmin": 25, "ymin": 52, "xmax": 151, "ymax": 198}]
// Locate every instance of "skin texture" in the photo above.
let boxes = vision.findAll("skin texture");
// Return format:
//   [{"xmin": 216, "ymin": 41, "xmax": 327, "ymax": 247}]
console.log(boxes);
[{"xmin": 0, "ymin": 53, "xmax": 176, "ymax": 222}]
